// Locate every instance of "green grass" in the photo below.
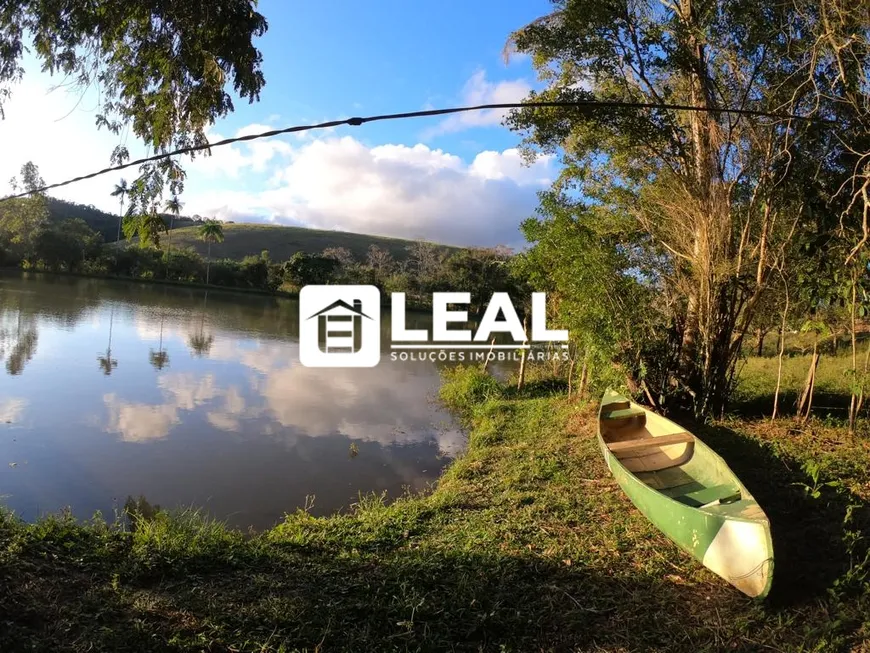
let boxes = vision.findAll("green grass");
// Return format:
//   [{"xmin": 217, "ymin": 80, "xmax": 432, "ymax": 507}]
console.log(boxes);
[
  {"xmin": 734, "ymin": 348, "xmax": 866, "ymax": 421},
  {"xmin": 161, "ymin": 223, "xmax": 457, "ymax": 263},
  {"xmin": 0, "ymin": 367, "xmax": 868, "ymax": 651}
]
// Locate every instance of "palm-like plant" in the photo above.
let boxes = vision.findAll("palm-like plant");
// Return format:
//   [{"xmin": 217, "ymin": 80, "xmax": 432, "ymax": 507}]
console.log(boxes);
[
  {"xmin": 98, "ymin": 307, "xmax": 118, "ymax": 375},
  {"xmin": 198, "ymin": 220, "xmax": 225, "ymax": 285},
  {"xmin": 187, "ymin": 332, "xmax": 214, "ymax": 357},
  {"xmin": 149, "ymin": 313, "xmax": 170, "ymax": 371},
  {"xmin": 163, "ymin": 195, "xmax": 183, "ymax": 256},
  {"xmin": 110, "ymin": 179, "xmax": 129, "ymax": 242},
  {"xmin": 188, "ymin": 292, "xmax": 213, "ymax": 357}
]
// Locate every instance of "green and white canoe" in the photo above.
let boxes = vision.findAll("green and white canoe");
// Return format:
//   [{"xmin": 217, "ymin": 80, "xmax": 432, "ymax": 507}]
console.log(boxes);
[{"xmin": 597, "ymin": 390, "xmax": 774, "ymax": 598}]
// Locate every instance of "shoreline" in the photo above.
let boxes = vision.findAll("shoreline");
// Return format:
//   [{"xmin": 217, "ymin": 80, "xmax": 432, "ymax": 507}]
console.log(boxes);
[
  {"xmin": 0, "ymin": 367, "xmax": 867, "ymax": 651},
  {"xmin": 1, "ymin": 266, "xmax": 436, "ymax": 314}
]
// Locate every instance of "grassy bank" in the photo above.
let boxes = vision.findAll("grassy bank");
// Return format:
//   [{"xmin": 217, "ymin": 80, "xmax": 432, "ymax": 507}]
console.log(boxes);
[
  {"xmin": 1, "ymin": 369, "xmax": 869, "ymax": 651},
  {"xmin": 734, "ymin": 347, "xmax": 867, "ymax": 422}
]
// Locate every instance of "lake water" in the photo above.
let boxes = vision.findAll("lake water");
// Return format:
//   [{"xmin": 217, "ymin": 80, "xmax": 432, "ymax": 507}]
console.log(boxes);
[{"xmin": 0, "ymin": 272, "xmax": 467, "ymax": 530}]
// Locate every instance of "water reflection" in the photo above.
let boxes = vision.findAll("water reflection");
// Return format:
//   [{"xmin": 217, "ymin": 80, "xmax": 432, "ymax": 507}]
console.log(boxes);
[
  {"xmin": 0, "ymin": 311, "xmax": 39, "ymax": 376},
  {"xmin": 0, "ymin": 272, "xmax": 466, "ymax": 529},
  {"xmin": 187, "ymin": 293, "xmax": 214, "ymax": 358},
  {"xmin": 97, "ymin": 306, "xmax": 117, "ymax": 375}
]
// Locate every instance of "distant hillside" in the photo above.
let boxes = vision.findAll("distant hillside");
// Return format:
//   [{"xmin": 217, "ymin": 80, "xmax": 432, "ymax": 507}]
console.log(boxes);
[
  {"xmin": 46, "ymin": 198, "xmax": 458, "ymax": 262},
  {"xmin": 162, "ymin": 223, "xmax": 457, "ymax": 262},
  {"xmin": 47, "ymin": 198, "xmax": 198, "ymax": 242}
]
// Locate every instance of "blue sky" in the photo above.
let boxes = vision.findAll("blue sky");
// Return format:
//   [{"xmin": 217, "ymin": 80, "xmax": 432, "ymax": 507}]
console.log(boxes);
[{"xmin": 0, "ymin": 1, "xmax": 557, "ymax": 247}]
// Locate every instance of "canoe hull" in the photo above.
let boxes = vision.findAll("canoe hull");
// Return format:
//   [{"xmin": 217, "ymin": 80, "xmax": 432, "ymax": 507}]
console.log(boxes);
[{"xmin": 598, "ymin": 394, "xmax": 774, "ymax": 598}]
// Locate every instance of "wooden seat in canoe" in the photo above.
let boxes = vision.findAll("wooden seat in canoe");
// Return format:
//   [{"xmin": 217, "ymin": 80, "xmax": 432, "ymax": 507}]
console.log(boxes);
[
  {"xmin": 605, "ymin": 432, "xmax": 694, "ymax": 454},
  {"xmin": 601, "ymin": 407, "xmax": 646, "ymax": 420},
  {"xmin": 672, "ymin": 484, "xmax": 742, "ymax": 508}
]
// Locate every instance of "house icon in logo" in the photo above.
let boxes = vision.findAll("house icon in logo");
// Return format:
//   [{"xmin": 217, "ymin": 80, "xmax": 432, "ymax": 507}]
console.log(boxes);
[
  {"xmin": 307, "ymin": 298, "xmax": 372, "ymax": 353},
  {"xmin": 299, "ymin": 285, "xmax": 381, "ymax": 367}
]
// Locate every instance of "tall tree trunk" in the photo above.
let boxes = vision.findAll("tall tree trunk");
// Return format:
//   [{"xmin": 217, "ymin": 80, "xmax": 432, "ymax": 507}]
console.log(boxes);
[
  {"xmin": 856, "ymin": 335, "xmax": 870, "ymax": 416},
  {"xmin": 848, "ymin": 270, "xmax": 859, "ymax": 433},
  {"xmin": 797, "ymin": 339, "xmax": 820, "ymax": 424},
  {"xmin": 117, "ymin": 199, "xmax": 124, "ymax": 242},
  {"xmin": 771, "ymin": 284, "xmax": 790, "ymax": 421},
  {"xmin": 206, "ymin": 241, "xmax": 212, "ymax": 285},
  {"xmin": 756, "ymin": 326, "xmax": 766, "ymax": 357},
  {"xmin": 678, "ymin": 0, "xmax": 717, "ymax": 411}
]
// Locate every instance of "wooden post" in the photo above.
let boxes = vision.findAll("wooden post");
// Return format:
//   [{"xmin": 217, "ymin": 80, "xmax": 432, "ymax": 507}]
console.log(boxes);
[
  {"xmin": 517, "ymin": 315, "xmax": 529, "ymax": 391},
  {"xmin": 567, "ymin": 343, "xmax": 576, "ymax": 396},
  {"xmin": 796, "ymin": 340, "xmax": 819, "ymax": 423},
  {"xmin": 578, "ymin": 346, "xmax": 589, "ymax": 397},
  {"xmin": 481, "ymin": 337, "xmax": 496, "ymax": 373}
]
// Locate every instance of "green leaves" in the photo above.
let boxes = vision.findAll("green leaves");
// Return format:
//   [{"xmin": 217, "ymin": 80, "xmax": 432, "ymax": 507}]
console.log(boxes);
[
  {"xmin": 198, "ymin": 220, "xmax": 225, "ymax": 245},
  {"xmin": 123, "ymin": 210, "xmax": 166, "ymax": 248},
  {"xmin": 2, "ymin": 1, "xmax": 267, "ymax": 154},
  {"xmin": 0, "ymin": 1, "xmax": 268, "ymax": 213}
]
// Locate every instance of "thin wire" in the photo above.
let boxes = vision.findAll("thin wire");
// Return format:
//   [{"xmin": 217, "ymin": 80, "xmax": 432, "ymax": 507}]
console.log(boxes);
[{"xmin": 0, "ymin": 99, "xmax": 825, "ymax": 203}]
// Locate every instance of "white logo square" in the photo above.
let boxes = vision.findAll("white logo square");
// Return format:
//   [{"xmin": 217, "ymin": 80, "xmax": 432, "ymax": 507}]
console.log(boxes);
[{"xmin": 299, "ymin": 285, "xmax": 381, "ymax": 367}]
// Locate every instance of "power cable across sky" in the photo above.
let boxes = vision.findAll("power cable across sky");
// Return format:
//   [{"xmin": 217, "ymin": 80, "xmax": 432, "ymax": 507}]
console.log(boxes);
[{"xmin": 0, "ymin": 99, "xmax": 824, "ymax": 203}]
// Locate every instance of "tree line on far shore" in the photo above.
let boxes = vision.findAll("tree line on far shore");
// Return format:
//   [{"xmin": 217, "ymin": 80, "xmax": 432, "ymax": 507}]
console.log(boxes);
[{"xmin": 0, "ymin": 162, "xmax": 521, "ymax": 306}]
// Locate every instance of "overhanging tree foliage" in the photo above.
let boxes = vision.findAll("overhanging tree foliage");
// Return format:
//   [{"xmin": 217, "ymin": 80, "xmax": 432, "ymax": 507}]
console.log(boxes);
[
  {"xmin": 0, "ymin": 0, "xmax": 268, "ymax": 205},
  {"xmin": 506, "ymin": 0, "xmax": 833, "ymax": 416}
]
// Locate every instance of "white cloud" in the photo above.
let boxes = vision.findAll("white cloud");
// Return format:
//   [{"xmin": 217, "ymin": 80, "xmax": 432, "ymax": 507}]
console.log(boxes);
[
  {"xmin": 0, "ymin": 74, "xmax": 145, "ymax": 208},
  {"xmin": 103, "ymin": 393, "xmax": 179, "ymax": 442},
  {"xmin": 186, "ymin": 137, "xmax": 553, "ymax": 247},
  {"xmin": 0, "ymin": 67, "xmax": 546, "ymax": 248},
  {"xmin": 0, "ymin": 398, "xmax": 27, "ymax": 424},
  {"xmin": 190, "ymin": 124, "xmax": 293, "ymax": 179},
  {"xmin": 257, "ymin": 361, "xmax": 465, "ymax": 455},
  {"xmin": 425, "ymin": 69, "xmax": 532, "ymax": 137},
  {"xmin": 103, "ymin": 373, "xmax": 222, "ymax": 442}
]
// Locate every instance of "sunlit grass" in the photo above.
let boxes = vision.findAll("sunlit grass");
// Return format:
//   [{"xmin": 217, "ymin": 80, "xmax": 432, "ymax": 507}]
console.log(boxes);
[{"xmin": 0, "ymin": 367, "xmax": 867, "ymax": 651}]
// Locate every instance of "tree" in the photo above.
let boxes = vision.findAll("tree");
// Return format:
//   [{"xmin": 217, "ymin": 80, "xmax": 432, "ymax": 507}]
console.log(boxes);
[
  {"xmin": 406, "ymin": 240, "xmax": 446, "ymax": 292},
  {"xmin": 366, "ymin": 245, "xmax": 395, "ymax": 285},
  {"xmin": 322, "ymin": 247, "xmax": 355, "ymax": 266},
  {"xmin": 110, "ymin": 179, "xmax": 129, "ymax": 242},
  {"xmin": 0, "ymin": 1, "xmax": 269, "ymax": 208},
  {"xmin": 514, "ymin": 192, "xmax": 654, "ymax": 397},
  {"xmin": 506, "ymin": 0, "xmax": 819, "ymax": 416},
  {"xmin": 34, "ymin": 219, "xmax": 103, "ymax": 271},
  {"xmin": 98, "ymin": 307, "xmax": 118, "ymax": 375},
  {"xmin": 149, "ymin": 314, "xmax": 169, "ymax": 371},
  {"xmin": 163, "ymin": 195, "xmax": 183, "ymax": 256},
  {"xmin": 1, "ymin": 161, "xmax": 50, "ymax": 261},
  {"xmin": 187, "ymin": 332, "xmax": 214, "ymax": 358},
  {"xmin": 123, "ymin": 209, "xmax": 167, "ymax": 249},
  {"xmin": 188, "ymin": 293, "xmax": 213, "ymax": 357},
  {"xmin": 443, "ymin": 247, "xmax": 515, "ymax": 315},
  {"xmin": 198, "ymin": 220, "xmax": 225, "ymax": 285},
  {"xmin": 283, "ymin": 252, "xmax": 340, "ymax": 287}
]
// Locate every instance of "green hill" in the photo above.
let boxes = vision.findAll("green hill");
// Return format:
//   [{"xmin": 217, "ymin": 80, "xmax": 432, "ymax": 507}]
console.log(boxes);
[
  {"xmin": 47, "ymin": 198, "xmax": 199, "ymax": 242},
  {"xmin": 46, "ymin": 198, "xmax": 121, "ymax": 241},
  {"xmin": 162, "ymin": 222, "xmax": 456, "ymax": 262},
  {"xmin": 45, "ymin": 197, "xmax": 457, "ymax": 262}
]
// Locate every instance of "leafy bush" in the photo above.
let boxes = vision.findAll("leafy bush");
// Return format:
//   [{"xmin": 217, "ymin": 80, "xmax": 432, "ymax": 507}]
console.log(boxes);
[{"xmin": 439, "ymin": 365, "xmax": 503, "ymax": 416}]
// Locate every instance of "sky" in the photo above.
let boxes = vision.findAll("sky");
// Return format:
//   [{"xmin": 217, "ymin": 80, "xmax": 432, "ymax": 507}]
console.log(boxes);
[{"xmin": 0, "ymin": 1, "xmax": 556, "ymax": 248}]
